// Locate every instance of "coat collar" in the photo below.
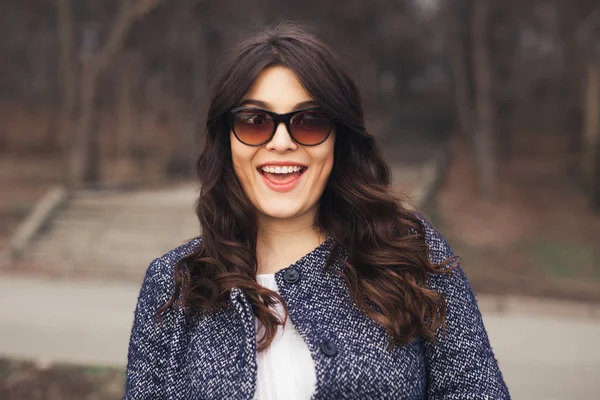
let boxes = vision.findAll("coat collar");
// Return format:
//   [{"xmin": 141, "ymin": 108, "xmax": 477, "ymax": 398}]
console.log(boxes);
[{"xmin": 220, "ymin": 235, "xmax": 344, "ymax": 399}]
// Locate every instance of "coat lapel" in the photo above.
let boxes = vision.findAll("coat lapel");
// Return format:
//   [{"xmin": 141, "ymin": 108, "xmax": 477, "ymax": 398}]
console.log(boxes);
[
  {"xmin": 176, "ymin": 287, "xmax": 257, "ymax": 399},
  {"xmin": 229, "ymin": 286, "xmax": 259, "ymax": 398}
]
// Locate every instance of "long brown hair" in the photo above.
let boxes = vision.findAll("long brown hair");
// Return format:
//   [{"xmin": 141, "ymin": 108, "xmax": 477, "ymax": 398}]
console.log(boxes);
[{"xmin": 161, "ymin": 23, "xmax": 456, "ymax": 352}]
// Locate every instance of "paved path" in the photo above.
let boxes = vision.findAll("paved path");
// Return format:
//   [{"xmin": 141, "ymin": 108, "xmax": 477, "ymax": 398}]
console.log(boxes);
[
  {"xmin": 1, "ymin": 275, "xmax": 599, "ymax": 399},
  {"xmin": 484, "ymin": 313, "xmax": 600, "ymax": 400},
  {"xmin": 0, "ymin": 275, "xmax": 138, "ymax": 367}
]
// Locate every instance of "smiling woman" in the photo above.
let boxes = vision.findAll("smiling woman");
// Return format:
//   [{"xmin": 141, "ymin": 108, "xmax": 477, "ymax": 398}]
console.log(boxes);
[
  {"xmin": 123, "ymin": 22, "xmax": 510, "ymax": 400},
  {"xmin": 230, "ymin": 66, "xmax": 335, "ymax": 223}
]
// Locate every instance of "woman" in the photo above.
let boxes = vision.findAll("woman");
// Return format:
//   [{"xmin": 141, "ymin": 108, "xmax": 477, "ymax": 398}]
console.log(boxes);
[{"xmin": 123, "ymin": 23, "xmax": 510, "ymax": 399}]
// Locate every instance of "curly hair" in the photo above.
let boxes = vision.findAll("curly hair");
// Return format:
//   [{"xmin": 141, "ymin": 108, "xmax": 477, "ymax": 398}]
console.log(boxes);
[{"xmin": 160, "ymin": 22, "xmax": 456, "ymax": 352}]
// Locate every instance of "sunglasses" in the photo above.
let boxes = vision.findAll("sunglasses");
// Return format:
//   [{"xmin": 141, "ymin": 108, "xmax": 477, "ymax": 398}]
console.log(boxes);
[{"xmin": 227, "ymin": 107, "xmax": 334, "ymax": 146}]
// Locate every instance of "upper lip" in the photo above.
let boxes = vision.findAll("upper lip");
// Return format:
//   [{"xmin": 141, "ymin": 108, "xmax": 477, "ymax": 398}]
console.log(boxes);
[{"xmin": 257, "ymin": 161, "xmax": 308, "ymax": 169}]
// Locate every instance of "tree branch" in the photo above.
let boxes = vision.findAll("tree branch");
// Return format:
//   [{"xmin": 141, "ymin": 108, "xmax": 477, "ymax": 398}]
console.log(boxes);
[
  {"xmin": 577, "ymin": 6, "xmax": 600, "ymax": 51},
  {"xmin": 56, "ymin": 0, "xmax": 76, "ymax": 144},
  {"xmin": 94, "ymin": 0, "xmax": 162, "ymax": 75}
]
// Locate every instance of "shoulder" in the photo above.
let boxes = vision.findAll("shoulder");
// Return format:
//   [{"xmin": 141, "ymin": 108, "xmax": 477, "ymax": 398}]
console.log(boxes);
[
  {"xmin": 141, "ymin": 237, "xmax": 202, "ymax": 291},
  {"xmin": 410, "ymin": 211, "xmax": 466, "ymax": 293},
  {"xmin": 154, "ymin": 237, "xmax": 202, "ymax": 272},
  {"xmin": 410, "ymin": 213, "xmax": 471, "ymax": 296},
  {"xmin": 411, "ymin": 212, "xmax": 455, "ymax": 265}
]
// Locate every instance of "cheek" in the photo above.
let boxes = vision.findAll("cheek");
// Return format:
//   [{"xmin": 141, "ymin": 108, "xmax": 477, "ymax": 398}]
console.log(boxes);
[
  {"xmin": 230, "ymin": 133, "xmax": 256, "ymax": 181},
  {"xmin": 315, "ymin": 139, "xmax": 335, "ymax": 178}
]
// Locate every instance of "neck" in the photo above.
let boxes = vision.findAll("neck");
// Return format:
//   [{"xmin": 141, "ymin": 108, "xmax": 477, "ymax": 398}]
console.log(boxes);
[{"xmin": 255, "ymin": 208, "xmax": 326, "ymax": 274}]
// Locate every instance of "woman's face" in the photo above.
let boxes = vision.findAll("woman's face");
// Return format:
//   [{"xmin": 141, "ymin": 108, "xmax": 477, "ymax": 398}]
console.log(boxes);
[{"xmin": 230, "ymin": 66, "xmax": 335, "ymax": 220}]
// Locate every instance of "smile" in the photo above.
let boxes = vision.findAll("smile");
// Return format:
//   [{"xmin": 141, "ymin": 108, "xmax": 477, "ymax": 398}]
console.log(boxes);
[{"xmin": 257, "ymin": 163, "xmax": 307, "ymax": 193}]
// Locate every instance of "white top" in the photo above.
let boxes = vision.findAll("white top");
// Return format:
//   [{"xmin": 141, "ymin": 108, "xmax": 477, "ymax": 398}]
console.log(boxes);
[{"xmin": 253, "ymin": 274, "xmax": 316, "ymax": 400}]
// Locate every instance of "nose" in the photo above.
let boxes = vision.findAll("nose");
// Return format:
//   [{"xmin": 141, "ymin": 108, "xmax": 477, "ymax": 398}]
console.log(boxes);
[{"xmin": 265, "ymin": 121, "xmax": 298, "ymax": 152}]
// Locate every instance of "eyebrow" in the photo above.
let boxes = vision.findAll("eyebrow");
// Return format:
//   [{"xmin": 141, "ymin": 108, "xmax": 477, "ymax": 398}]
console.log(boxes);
[{"xmin": 238, "ymin": 99, "xmax": 319, "ymax": 110}]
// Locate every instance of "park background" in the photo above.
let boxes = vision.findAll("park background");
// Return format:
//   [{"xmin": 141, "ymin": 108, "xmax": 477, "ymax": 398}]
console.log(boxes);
[{"xmin": 0, "ymin": 0, "xmax": 599, "ymax": 399}]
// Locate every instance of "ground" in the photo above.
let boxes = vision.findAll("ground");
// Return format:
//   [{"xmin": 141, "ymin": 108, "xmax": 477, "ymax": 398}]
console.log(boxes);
[{"xmin": 0, "ymin": 358, "xmax": 124, "ymax": 400}]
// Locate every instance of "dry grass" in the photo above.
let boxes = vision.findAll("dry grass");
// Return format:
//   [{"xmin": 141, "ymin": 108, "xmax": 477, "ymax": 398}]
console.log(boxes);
[{"xmin": 435, "ymin": 135, "xmax": 600, "ymax": 302}]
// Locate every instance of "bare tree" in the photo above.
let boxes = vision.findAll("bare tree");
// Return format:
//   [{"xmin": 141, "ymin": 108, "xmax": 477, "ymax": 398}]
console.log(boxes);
[
  {"xmin": 588, "ymin": 40, "xmax": 600, "ymax": 210},
  {"xmin": 166, "ymin": 1, "xmax": 208, "ymax": 178},
  {"xmin": 112, "ymin": 51, "xmax": 142, "ymax": 183},
  {"xmin": 444, "ymin": 1, "xmax": 474, "ymax": 138},
  {"xmin": 56, "ymin": 0, "xmax": 161, "ymax": 188},
  {"xmin": 471, "ymin": 0, "xmax": 496, "ymax": 199},
  {"xmin": 577, "ymin": 7, "xmax": 600, "ymax": 204},
  {"xmin": 57, "ymin": 0, "xmax": 76, "ymax": 176},
  {"xmin": 444, "ymin": 0, "xmax": 497, "ymax": 199}
]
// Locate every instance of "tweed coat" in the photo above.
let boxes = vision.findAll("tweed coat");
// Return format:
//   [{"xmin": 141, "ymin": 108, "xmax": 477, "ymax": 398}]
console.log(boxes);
[{"xmin": 123, "ymin": 218, "xmax": 510, "ymax": 399}]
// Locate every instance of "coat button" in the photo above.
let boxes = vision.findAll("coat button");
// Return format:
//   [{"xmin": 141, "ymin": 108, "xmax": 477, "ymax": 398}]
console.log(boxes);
[
  {"xmin": 283, "ymin": 268, "xmax": 300, "ymax": 284},
  {"xmin": 320, "ymin": 340, "xmax": 338, "ymax": 357}
]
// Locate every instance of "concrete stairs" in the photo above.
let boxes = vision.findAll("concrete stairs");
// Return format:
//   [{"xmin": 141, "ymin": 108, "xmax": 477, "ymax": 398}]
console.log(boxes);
[{"xmin": 21, "ymin": 183, "xmax": 200, "ymax": 281}]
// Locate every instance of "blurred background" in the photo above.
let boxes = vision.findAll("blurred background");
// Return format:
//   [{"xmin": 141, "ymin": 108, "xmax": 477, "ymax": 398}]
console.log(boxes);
[{"xmin": 0, "ymin": 0, "xmax": 599, "ymax": 399}]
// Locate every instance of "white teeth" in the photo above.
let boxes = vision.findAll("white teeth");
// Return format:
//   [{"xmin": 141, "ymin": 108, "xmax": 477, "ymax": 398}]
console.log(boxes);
[{"xmin": 260, "ymin": 165, "xmax": 304, "ymax": 174}]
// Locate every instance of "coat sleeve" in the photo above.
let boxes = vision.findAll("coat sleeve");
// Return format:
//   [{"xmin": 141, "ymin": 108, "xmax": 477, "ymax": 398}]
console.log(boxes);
[
  {"xmin": 420, "ymin": 219, "xmax": 511, "ymax": 399},
  {"xmin": 123, "ymin": 257, "xmax": 174, "ymax": 399}
]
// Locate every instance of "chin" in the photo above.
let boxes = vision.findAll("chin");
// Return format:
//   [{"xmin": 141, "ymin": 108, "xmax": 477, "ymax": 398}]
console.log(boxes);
[{"xmin": 257, "ymin": 200, "xmax": 307, "ymax": 220}]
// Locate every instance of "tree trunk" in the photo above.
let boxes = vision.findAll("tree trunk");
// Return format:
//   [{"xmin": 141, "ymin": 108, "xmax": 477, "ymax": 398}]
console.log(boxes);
[
  {"xmin": 68, "ymin": 65, "xmax": 99, "ymax": 187},
  {"xmin": 582, "ymin": 57, "xmax": 600, "ymax": 190},
  {"xmin": 167, "ymin": 4, "xmax": 206, "ymax": 178},
  {"xmin": 444, "ymin": 3, "xmax": 474, "ymax": 137},
  {"xmin": 593, "ymin": 134, "xmax": 600, "ymax": 210},
  {"xmin": 111, "ymin": 52, "xmax": 140, "ymax": 183},
  {"xmin": 57, "ymin": 0, "xmax": 77, "ymax": 184},
  {"xmin": 66, "ymin": 0, "xmax": 161, "ymax": 188},
  {"xmin": 85, "ymin": 110, "xmax": 101, "ymax": 183},
  {"xmin": 471, "ymin": 0, "xmax": 496, "ymax": 199},
  {"xmin": 189, "ymin": 10, "xmax": 208, "ymax": 163}
]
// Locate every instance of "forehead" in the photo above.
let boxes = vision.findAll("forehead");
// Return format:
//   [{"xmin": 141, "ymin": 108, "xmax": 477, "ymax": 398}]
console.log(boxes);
[{"xmin": 242, "ymin": 66, "xmax": 314, "ymax": 113}]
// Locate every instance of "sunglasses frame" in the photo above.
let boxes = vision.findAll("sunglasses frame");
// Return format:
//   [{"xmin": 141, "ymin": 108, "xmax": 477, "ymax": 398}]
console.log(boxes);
[{"xmin": 227, "ymin": 106, "xmax": 334, "ymax": 147}]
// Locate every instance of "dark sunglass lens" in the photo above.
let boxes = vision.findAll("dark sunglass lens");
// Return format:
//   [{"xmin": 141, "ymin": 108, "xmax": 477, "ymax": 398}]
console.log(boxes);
[
  {"xmin": 232, "ymin": 110, "xmax": 274, "ymax": 145},
  {"xmin": 290, "ymin": 110, "xmax": 332, "ymax": 145}
]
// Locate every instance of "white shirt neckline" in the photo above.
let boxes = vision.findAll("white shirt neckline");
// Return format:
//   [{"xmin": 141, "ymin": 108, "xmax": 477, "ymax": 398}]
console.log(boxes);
[{"xmin": 253, "ymin": 272, "xmax": 316, "ymax": 399}]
